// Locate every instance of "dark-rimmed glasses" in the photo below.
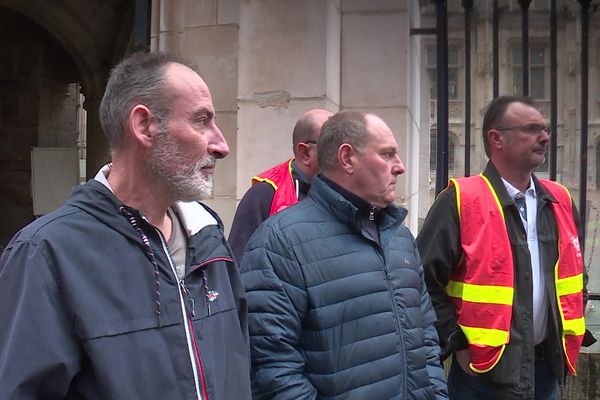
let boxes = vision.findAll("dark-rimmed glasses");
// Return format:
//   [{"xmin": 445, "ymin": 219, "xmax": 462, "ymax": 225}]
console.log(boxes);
[{"xmin": 496, "ymin": 123, "xmax": 551, "ymax": 136}]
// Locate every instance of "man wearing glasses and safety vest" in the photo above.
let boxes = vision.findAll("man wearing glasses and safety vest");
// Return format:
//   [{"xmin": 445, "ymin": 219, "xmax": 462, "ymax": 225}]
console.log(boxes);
[{"xmin": 418, "ymin": 95, "xmax": 595, "ymax": 399}]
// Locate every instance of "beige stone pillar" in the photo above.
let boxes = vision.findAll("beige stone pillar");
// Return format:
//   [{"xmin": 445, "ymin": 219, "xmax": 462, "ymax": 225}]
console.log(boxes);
[
  {"xmin": 151, "ymin": 0, "xmax": 240, "ymax": 231},
  {"xmin": 84, "ymin": 95, "xmax": 109, "ymax": 180},
  {"xmin": 236, "ymin": 0, "xmax": 341, "ymax": 211},
  {"xmin": 340, "ymin": 1, "xmax": 421, "ymax": 232}
]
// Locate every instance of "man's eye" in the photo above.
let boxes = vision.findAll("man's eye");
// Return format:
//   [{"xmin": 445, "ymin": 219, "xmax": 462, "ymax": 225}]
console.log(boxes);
[{"xmin": 525, "ymin": 124, "xmax": 542, "ymax": 133}]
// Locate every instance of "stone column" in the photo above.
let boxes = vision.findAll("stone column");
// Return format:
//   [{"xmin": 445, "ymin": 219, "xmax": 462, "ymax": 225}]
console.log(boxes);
[
  {"xmin": 84, "ymin": 94, "xmax": 109, "ymax": 180},
  {"xmin": 340, "ymin": 0, "xmax": 420, "ymax": 232},
  {"xmin": 151, "ymin": 0, "xmax": 240, "ymax": 231},
  {"xmin": 236, "ymin": 0, "xmax": 341, "ymax": 205}
]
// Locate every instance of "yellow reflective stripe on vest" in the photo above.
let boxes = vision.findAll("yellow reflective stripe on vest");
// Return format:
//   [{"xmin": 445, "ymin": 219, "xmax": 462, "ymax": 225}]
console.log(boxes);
[
  {"xmin": 556, "ymin": 273, "xmax": 583, "ymax": 297},
  {"xmin": 252, "ymin": 176, "xmax": 278, "ymax": 190},
  {"xmin": 479, "ymin": 173, "xmax": 506, "ymax": 223},
  {"xmin": 451, "ymin": 174, "xmax": 505, "ymax": 223},
  {"xmin": 460, "ymin": 325, "xmax": 510, "ymax": 347},
  {"xmin": 562, "ymin": 316, "xmax": 586, "ymax": 336},
  {"xmin": 450, "ymin": 178, "xmax": 462, "ymax": 220},
  {"xmin": 447, "ymin": 280, "xmax": 513, "ymax": 305}
]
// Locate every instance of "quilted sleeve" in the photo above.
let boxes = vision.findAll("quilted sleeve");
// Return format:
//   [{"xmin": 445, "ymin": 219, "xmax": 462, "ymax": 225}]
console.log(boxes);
[
  {"xmin": 415, "ymin": 240, "xmax": 450, "ymax": 399},
  {"xmin": 0, "ymin": 237, "xmax": 82, "ymax": 399},
  {"xmin": 239, "ymin": 223, "xmax": 317, "ymax": 400}
]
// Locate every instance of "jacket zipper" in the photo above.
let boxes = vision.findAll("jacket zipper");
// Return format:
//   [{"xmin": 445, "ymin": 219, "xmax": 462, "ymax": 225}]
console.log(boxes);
[
  {"xmin": 369, "ymin": 205, "xmax": 376, "ymax": 221},
  {"xmin": 180, "ymin": 280, "xmax": 209, "ymax": 400},
  {"xmin": 157, "ymin": 230, "xmax": 205, "ymax": 400},
  {"xmin": 375, "ymin": 243, "xmax": 408, "ymax": 399}
]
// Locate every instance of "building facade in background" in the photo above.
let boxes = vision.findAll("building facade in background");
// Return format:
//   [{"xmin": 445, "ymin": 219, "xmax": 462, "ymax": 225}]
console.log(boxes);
[
  {"xmin": 149, "ymin": 0, "xmax": 425, "ymax": 233},
  {"xmin": 420, "ymin": 0, "xmax": 600, "ymax": 224},
  {"xmin": 1, "ymin": 0, "xmax": 599, "ymax": 244}
]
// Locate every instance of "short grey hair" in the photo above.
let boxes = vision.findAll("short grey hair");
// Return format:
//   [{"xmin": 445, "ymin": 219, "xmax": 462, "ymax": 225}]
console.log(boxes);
[
  {"xmin": 317, "ymin": 111, "xmax": 368, "ymax": 175},
  {"xmin": 99, "ymin": 51, "xmax": 198, "ymax": 151},
  {"xmin": 482, "ymin": 95, "xmax": 535, "ymax": 156}
]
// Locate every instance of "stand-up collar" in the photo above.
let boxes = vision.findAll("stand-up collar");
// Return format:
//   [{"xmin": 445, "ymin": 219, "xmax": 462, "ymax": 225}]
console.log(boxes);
[{"xmin": 482, "ymin": 161, "xmax": 557, "ymax": 207}]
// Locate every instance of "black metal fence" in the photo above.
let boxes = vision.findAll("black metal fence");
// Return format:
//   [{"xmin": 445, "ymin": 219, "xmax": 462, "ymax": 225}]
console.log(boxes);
[{"xmin": 417, "ymin": 0, "xmax": 599, "ymax": 299}]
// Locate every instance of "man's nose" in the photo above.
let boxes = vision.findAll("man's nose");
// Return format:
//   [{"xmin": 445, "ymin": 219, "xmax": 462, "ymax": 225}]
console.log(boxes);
[
  {"xmin": 209, "ymin": 124, "xmax": 229, "ymax": 159},
  {"xmin": 393, "ymin": 157, "xmax": 406, "ymax": 176}
]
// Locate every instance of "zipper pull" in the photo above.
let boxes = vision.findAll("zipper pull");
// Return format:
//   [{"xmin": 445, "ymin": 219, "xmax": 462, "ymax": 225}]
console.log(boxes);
[
  {"xmin": 369, "ymin": 206, "xmax": 375, "ymax": 221},
  {"xmin": 189, "ymin": 297, "xmax": 196, "ymax": 317},
  {"xmin": 201, "ymin": 270, "xmax": 212, "ymax": 317},
  {"xmin": 179, "ymin": 280, "xmax": 195, "ymax": 317}
]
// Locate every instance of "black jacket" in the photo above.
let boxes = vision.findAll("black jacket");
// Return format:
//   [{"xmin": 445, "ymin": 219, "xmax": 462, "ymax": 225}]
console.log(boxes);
[
  {"xmin": 228, "ymin": 161, "xmax": 310, "ymax": 263},
  {"xmin": 417, "ymin": 162, "xmax": 591, "ymax": 399},
  {"xmin": 0, "ymin": 179, "xmax": 251, "ymax": 399},
  {"xmin": 240, "ymin": 176, "xmax": 448, "ymax": 399}
]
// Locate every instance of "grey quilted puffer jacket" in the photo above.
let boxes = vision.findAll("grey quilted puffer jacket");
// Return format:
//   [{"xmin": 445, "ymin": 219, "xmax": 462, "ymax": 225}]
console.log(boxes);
[{"xmin": 240, "ymin": 176, "xmax": 448, "ymax": 400}]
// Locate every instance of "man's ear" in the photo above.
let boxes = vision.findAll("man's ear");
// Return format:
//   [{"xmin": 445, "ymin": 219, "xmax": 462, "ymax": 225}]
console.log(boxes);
[
  {"xmin": 488, "ymin": 128, "xmax": 503, "ymax": 151},
  {"xmin": 128, "ymin": 105, "xmax": 160, "ymax": 149},
  {"xmin": 296, "ymin": 142, "xmax": 312, "ymax": 166},
  {"xmin": 338, "ymin": 143, "xmax": 355, "ymax": 174}
]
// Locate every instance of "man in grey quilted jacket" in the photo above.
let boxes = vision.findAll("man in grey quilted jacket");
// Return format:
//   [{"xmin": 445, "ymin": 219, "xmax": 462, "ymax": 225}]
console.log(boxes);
[{"xmin": 239, "ymin": 111, "xmax": 448, "ymax": 399}]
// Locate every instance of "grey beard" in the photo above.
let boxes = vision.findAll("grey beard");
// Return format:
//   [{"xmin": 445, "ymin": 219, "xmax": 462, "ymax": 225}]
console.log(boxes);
[{"xmin": 147, "ymin": 131, "xmax": 215, "ymax": 202}]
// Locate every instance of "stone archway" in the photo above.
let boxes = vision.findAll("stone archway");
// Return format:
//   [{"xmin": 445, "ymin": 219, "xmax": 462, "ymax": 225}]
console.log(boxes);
[{"xmin": 0, "ymin": 0, "xmax": 134, "ymax": 245}]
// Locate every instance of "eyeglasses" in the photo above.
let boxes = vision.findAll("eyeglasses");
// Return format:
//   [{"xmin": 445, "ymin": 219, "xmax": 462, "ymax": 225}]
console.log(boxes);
[{"xmin": 496, "ymin": 123, "xmax": 551, "ymax": 136}]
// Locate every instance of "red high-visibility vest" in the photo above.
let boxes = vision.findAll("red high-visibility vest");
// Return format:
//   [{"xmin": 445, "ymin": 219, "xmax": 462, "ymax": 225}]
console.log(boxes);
[
  {"xmin": 448, "ymin": 174, "xmax": 585, "ymax": 375},
  {"xmin": 252, "ymin": 159, "xmax": 298, "ymax": 216}
]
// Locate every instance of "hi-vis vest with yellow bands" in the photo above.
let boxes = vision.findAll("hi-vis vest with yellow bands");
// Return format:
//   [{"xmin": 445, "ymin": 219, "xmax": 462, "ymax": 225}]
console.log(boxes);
[
  {"xmin": 447, "ymin": 174, "xmax": 585, "ymax": 375},
  {"xmin": 252, "ymin": 159, "xmax": 298, "ymax": 216}
]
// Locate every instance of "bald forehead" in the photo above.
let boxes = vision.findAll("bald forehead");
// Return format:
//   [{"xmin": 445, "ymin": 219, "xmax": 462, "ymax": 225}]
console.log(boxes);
[
  {"xmin": 164, "ymin": 62, "xmax": 208, "ymax": 92},
  {"xmin": 503, "ymin": 101, "xmax": 544, "ymax": 122},
  {"xmin": 365, "ymin": 114, "xmax": 391, "ymax": 132},
  {"xmin": 303, "ymin": 109, "xmax": 333, "ymax": 137},
  {"xmin": 310, "ymin": 109, "xmax": 333, "ymax": 126}
]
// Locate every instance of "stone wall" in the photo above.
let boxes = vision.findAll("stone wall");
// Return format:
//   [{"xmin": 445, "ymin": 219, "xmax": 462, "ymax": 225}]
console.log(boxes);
[
  {"xmin": 151, "ymin": 0, "xmax": 241, "ymax": 232},
  {"xmin": 151, "ymin": 0, "xmax": 423, "ymax": 234}
]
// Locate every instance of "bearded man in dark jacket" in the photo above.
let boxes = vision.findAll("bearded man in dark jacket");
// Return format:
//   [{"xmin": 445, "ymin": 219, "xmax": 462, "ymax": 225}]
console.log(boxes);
[
  {"xmin": 240, "ymin": 111, "xmax": 448, "ymax": 399},
  {"xmin": 0, "ymin": 52, "xmax": 251, "ymax": 399}
]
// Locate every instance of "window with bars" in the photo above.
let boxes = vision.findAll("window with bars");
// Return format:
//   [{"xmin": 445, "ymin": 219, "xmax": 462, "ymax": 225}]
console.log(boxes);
[
  {"xmin": 426, "ymin": 47, "xmax": 459, "ymax": 100},
  {"xmin": 512, "ymin": 45, "xmax": 547, "ymax": 100}
]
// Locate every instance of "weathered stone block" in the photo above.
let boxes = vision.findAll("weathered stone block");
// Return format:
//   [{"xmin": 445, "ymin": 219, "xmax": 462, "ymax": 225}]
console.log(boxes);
[
  {"xmin": 184, "ymin": 25, "xmax": 239, "ymax": 112},
  {"xmin": 341, "ymin": 10, "xmax": 408, "ymax": 107},
  {"xmin": 212, "ymin": 111, "xmax": 237, "ymax": 196},
  {"xmin": 218, "ymin": 0, "xmax": 240, "ymax": 25},
  {"xmin": 238, "ymin": 0, "xmax": 329, "ymax": 100}
]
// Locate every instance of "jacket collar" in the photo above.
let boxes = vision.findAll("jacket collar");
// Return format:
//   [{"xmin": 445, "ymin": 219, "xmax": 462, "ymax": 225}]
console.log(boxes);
[
  {"xmin": 308, "ymin": 175, "xmax": 407, "ymax": 231},
  {"xmin": 481, "ymin": 161, "xmax": 557, "ymax": 208},
  {"xmin": 94, "ymin": 163, "xmax": 219, "ymax": 237},
  {"xmin": 290, "ymin": 160, "xmax": 311, "ymax": 199},
  {"xmin": 319, "ymin": 175, "xmax": 380, "ymax": 221}
]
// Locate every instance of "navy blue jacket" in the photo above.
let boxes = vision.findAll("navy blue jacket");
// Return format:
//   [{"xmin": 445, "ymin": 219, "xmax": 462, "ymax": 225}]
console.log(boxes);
[
  {"xmin": 0, "ymin": 179, "xmax": 251, "ymax": 399},
  {"xmin": 240, "ymin": 176, "xmax": 448, "ymax": 399}
]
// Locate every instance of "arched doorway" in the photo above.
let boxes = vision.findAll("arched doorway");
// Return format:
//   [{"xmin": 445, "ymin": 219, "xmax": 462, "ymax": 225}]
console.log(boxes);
[
  {"xmin": 0, "ymin": 0, "xmax": 137, "ymax": 246},
  {"xmin": 0, "ymin": 8, "xmax": 83, "ymax": 246}
]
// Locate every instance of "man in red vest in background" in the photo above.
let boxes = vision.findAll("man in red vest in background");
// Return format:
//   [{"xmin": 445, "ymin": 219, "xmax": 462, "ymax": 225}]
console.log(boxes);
[
  {"xmin": 229, "ymin": 108, "xmax": 333, "ymax": 262},
  {"xmin": 418, "ymin": 96, "xmax": 595, "ymax": 399}
]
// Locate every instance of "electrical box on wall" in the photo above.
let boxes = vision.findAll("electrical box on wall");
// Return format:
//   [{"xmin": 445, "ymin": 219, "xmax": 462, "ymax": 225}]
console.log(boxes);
[{"xmin": 31, "ymin": 147, "xmax": 79, "ymax": 216}]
